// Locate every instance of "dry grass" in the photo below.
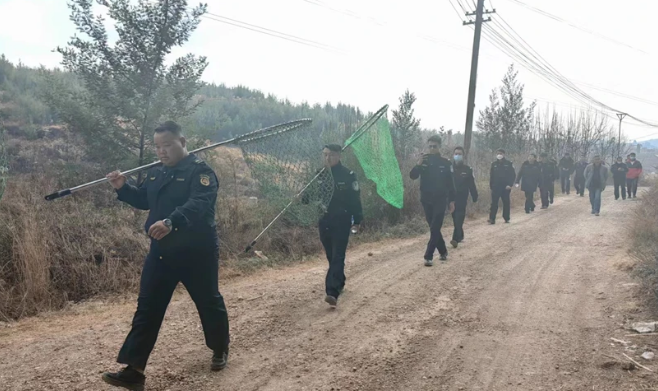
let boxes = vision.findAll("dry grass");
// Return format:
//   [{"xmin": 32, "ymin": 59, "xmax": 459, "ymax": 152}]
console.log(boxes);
[{"xmin": 628, "ymin": 180, "xmax": 658, "ymax": 298}]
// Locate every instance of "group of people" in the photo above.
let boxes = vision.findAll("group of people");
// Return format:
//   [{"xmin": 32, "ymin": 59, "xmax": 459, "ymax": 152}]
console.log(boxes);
[
  {"xmin": 98, "ymin": 121, "xmax": 643, "ymax": 391},
  {"xmin": 410, "ymin": 137, "xmax": 645, "ymax": 266}
]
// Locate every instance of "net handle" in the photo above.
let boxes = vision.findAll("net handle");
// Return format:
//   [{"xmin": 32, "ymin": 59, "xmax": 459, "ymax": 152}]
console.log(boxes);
[{"xmin": 342, "ymin": 104, "xmax": 389, "ymax": 150}]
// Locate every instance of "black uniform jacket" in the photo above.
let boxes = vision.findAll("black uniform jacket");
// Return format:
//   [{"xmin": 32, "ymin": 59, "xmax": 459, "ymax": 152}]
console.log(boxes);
[
  {"xmin": 489, "ymin": 158, "xmax": 516, "ymax": 190},
  {"xmin": 117, "ymin": 153, "xmax": 219, "ymax": 258},
  {"xmin": 515, "ymin": 161, "xmax": 542, "ymax": 192},
  {"xmin": 410, "ymin": 154, "xmax": 456, "ymax": 204},
  {"xmin": 453, "ymin": 163, "xmax": 478, "ymax": 203}
]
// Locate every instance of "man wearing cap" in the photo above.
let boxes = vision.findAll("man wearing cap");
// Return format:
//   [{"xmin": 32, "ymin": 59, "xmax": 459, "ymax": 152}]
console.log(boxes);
[{"xmin": 305, "ymin": 144, "xmax": 362, "ymax": 308}]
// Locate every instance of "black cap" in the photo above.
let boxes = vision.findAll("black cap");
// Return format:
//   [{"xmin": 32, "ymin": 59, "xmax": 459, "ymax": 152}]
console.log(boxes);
[{"xmin": 324, "ymin": 144, "xmax": 342, "ymax": 153}]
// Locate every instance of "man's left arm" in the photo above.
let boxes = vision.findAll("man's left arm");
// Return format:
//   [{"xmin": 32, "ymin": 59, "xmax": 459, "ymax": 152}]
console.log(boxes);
[{"xmin": 168, "ymin": 164, "xmax": 219, "ymax": 229}]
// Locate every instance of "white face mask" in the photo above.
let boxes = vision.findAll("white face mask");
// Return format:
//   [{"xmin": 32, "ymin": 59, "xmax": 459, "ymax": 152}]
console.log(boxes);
[{"xmin": 496, "ymin": 154, "xmax": 504, "ymax": 160}]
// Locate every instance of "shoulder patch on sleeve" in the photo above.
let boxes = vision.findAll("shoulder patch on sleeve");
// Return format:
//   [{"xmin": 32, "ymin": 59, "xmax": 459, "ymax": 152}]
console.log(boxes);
[
  {"xmin": 200, "ymin": 174, "xmax": 211, "ymax": 186},
  {"xmin": 352, "ymin": 181, "xmax": 359, "ymax": 191}
]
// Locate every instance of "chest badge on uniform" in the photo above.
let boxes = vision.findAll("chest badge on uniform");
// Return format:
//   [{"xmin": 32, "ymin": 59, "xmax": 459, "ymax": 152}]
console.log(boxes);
[
  {"xmin": 176, "ymin": 178, "xmax": 185, "ymax": 182},
  {"xmin": 200, "ymin": 174, "xmax": 210, "ymax": 186},
  {"xmin": 352, "ymin": 181, "xmax": 359, "ymax": 191}
]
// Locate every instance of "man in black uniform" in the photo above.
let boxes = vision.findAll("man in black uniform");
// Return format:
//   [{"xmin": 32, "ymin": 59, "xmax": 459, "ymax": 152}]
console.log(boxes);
[
  {"xmin": 538, "ymin": 153, "xmax": 558, "ymax": 208},
  {"xmin": 611, "ymin": 156, "xmax": 629, "ymax": 200},
  {"xmin": 450, "ymin": 146, "xmax": 477, "ymax": 249},
  {"xmin": 573, "ymin": 156, "xmax": 588, "ymax": 197},
  {"xmin": 313, "ymin": 144, "xmax": 362, "ymax": 308},
  {"xmin": 102, "ymin": 121, "xmax": 230, "ymax": 391},
  {"xmin": 488, "ymin": 148, "xmax": 515, "ymax": 224},
  {"xmin": 558, "ymin": 152, "xmax": 575, "ymax": 194},
  {"xmin": 514, "ymin": 153, "xmax": 541, "ymax": 214},
  {"xmin": 410, "ymin": 135, "xmax": 455, "ymax": 266}
]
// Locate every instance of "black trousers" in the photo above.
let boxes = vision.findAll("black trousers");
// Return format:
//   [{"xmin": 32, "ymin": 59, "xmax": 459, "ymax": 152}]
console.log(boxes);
[
  {"xmin": 614, "ymin": 178, "xmax": 627, "ymax": 200},
  {"xmin": 319, "ymin": 214, "xmax": 351, "ymax": 298},
  {"xmin": 560, "ymin": 171, "xmax": 571, "ymax": 193},
  {"xmin": 422, "ymin": 198, "xmax": 448, "ymax": 259},
  {"xmin": 117, "ymin": 246, "xmax": 230, "ymax": 370},
  {"xmin": 452, "ymin": 196, "xmax": 468, "ymax": 243},
  {"xmin": 524, "ymin": 190, "xmax": 536, "ymax": 212},
  {"xmin": 540, "ymin": 181, "xmax": 555, "ymax": 207},
  {"xmin": 489, "ymin": 187, "xmax": 511, "ymax": 222},
  {"xmin": 574, "ymin": 176, "xmax": 585, "ymax": 196},
  {"xmin": 627, "ymin": 178, "xmax": 639, "ymax": 198}
]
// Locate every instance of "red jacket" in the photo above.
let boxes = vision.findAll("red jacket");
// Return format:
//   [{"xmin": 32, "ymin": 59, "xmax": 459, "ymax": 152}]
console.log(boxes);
[{"xmin": 626, "ymin": 160, "xmax": 643, "ymax": 179}]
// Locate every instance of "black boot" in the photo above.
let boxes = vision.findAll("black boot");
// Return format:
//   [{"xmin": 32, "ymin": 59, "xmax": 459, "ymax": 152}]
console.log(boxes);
[
  {"xmin": 102, "ymin": 366, "xmax": 145, "ymax": 391},
  {"xmin": 212, "ymin": 348, "xmax": 229, "ymax": 371}
]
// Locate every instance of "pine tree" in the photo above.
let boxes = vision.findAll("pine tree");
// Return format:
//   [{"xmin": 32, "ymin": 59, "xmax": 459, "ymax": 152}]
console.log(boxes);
[
  {"xmin": 391, "ymin": 89, "xmax": 421, "ymax": 161},
  {"xmin": 42, "ymin": 0, "xmax": 208, "ymax": 173}
]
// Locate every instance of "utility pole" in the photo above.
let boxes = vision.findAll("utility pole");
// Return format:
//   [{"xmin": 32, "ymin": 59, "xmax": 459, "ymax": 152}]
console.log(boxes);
[
  {"xmin": 462, "ymin": 0, "xmax": 495, "ymax": 163},
  {"xmin": 616, "ymin": 113, "xmax": 627, "ymax": 158}
]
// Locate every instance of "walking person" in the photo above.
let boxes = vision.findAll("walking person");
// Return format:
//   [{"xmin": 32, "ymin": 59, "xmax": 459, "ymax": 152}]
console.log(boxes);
[
  {"xmin": 410, "ymin": 135, "xmax": 456, "ymax": 266},
  {"xmin": 538, "ymin": 153, "xmax": 557, "ymax": 209},
  {"xmin": 573, "ymin": 156, "xmax": 588, "ymax": 197},
  {"xmin": 611, "ymin": 157, "xmax": 629, "ymax": 200},
  {"xmin": 558, "ymin": 152, "xmax": 575, "ymax": 194},
  {"xmin": 584, "ymin": 155, "xmax": 609, "ymax": 216},
  {"xmin": 304, "ymin": 144, "xmax": 363, "ymax": 308},
  {"xmin": 488, "ymin": 149, "xmax": 516, "ymax": 224},
  {"xmin": 514, "ymin": 153, "xmax": 542, "ymax": 214},
  {"xmin": 450, "ymin": 146, "xmax": 478, "ymax": 248},
  {"xmin": 626, "ymin": 152, "xmax": 643, "ymax": 199},
  {"xmin": 102, "ymin": 121, "xmax": 230, "ymax": 391}
]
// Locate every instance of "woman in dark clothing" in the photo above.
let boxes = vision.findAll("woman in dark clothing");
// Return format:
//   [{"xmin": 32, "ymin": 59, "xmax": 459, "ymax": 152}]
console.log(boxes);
[{"xmin": 515, "ymin": 153, "xmax": 542, "ymax": 213}]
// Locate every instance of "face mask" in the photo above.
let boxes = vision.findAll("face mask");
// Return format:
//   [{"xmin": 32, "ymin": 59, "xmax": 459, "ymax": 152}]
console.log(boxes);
[
  {"xmin": 631, "ymin": 157, "xmax": 636, "ymax": 161},
  {"xmin": 454, "ymin": 155, "xmax": 463, "ymax": 162},
  {"xmin": 496, "ymin": 154, "xmax": 503, "ymax": 160}
]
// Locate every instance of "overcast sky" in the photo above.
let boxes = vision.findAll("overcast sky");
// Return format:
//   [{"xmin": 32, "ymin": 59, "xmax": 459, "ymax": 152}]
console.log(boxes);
[{"xmin": 1, "ymin": 0, "xmax": 657, "ymax": 141}]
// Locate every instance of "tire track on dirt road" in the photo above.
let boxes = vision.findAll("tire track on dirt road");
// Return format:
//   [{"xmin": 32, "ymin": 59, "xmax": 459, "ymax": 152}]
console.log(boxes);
[{"xmin": 1, "ymin": 191, "xmax": 656, "ymax": 391}]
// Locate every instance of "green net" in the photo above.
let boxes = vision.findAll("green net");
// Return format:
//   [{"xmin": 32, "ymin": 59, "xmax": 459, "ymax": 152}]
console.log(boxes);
[
  {"xmin": 237, "ymin": 120, "xmax": 334, "ymax": 227},
  {"xmin": 345, "ymin": 109, "xmax": 404, "ymax": 209}
]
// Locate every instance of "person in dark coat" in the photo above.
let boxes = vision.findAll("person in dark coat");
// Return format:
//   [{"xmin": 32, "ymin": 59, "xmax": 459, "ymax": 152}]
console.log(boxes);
[
  {"xmin": 102, "ymin": 121, "xmax": 230, "ymax": 391},
  {"xmin": 610, "ymin": 156, "xmax": 629, "ymax": 200},
  {"xmin": 538, "ymin": 153, "xmax": 557, "ymax": 209},
  {"xmin": 410, "ymin": 135, "xmax": 456, "ymax": 266},
  {"xmin": 304, "ymin": 144, "xmax": 363, "ymax": 308},
  {"xmin": 558, "ymin": 152, "xmax": 575, "ymax": 194},
  {"xmin": 573, "ymin": 156, "xmax": 588, "ymax": 197},
  {"xmin": 514, "ymin": 153, "xmax": 542, "ymax": 213},
  {"xmin": 450, "ymin": 146, "xmax": 478, "ymax": 248},
  {"xmin": 488, "ymin": 148, "xmax": 516, "ymax": 224}
]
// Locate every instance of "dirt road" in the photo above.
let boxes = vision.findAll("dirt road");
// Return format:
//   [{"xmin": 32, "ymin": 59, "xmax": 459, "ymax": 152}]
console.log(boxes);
[{"xmin": 2, "ymin": 190, "xmax": 657, "ymax": 391}]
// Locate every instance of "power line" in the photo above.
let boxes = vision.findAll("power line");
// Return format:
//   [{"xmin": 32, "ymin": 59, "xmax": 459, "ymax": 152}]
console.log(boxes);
[
  {"xmin": 448, "ymin": 0, "xmax": 466, "ymax": 21},
  {"xmin": 455, "ymin": 0, "xmax": 469, "ymax": 14},
  {"xmin": 202, "ymin": 12, "xmax": 347, "ymax": 54},
  {"xmin": 479, "ymin": 15, "xmax": 658, "ymax": 129},
  {"xmin": 502, "ymin": 0, "xmax": 651, "ymax": 55}
]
